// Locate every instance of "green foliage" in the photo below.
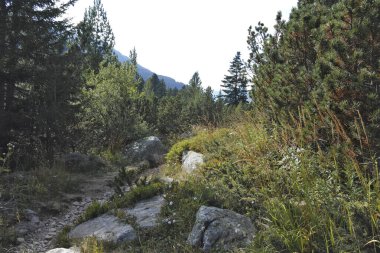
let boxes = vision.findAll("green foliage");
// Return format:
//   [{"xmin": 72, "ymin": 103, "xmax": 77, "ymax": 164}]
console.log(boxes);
[
  {"xmin": 81, "ymin": 62, "xmax": 149, "ymax": 152},
  {"xmin": 248, "ymin": 0, "xmax": 380, "ymax": 148},
  {"xmin": 0, "ymin": 0, "xmax": 83, "ymax": 167},
  {"xmin": 55, "ymin": 226, "xmax": 72, "ymax": 248},
  {"xmin": 80, "ymin": 237, "xmax": 105, "ymax": 253},
  {"xmin": 113, "ymin": 181, "xmax": 165, "ymax": 209},
  {"xmin": 76, "ymin": 0, "xmax": 116, "ymax": 73},
  {"xmin": 77, "ymin": 201, "xmax": 110, "ymax": 224},
  {"xmin": 113, "ymin": 166, "xmax": 143, "ymax": 195},
  {"xmin": 144, "ymin": 74, "xmax": 167, "ymax": 99},
  {"xmin": 166, "ymin": 112, "xmax": 380, "ymax": 252},
  {"xmin": 165, "ymin": 128, "xmax": 230, "ymax": 164},
  {"xmin": 221, "ymin": 52, "xmax": 249, "ymax": 105}
]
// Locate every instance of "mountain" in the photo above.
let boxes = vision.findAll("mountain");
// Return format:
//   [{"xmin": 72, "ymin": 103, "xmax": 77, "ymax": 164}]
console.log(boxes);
[{"xmin": 114, "ymin": 50, "xmax": 185, "ymax": 90}]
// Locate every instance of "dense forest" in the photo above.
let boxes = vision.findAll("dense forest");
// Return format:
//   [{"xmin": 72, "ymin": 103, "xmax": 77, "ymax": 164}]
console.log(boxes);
[{"xmin": 1, "ymin": 0, "xmax": 379, "ymax": 252}]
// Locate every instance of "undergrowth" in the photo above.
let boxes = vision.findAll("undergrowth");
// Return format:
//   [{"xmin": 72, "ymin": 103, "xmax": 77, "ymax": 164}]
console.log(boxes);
[{"xmin": 160, "ymin": 109, "xmax": 380, "ymax": 252}]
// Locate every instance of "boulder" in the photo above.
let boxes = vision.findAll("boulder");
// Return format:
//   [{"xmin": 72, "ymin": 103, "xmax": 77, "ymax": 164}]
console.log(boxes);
[
  {"xmin": 182, "ymin": 151, "xmax": 204, "ymax": 173},
  {"xmin": 124, "ymin": 136, "xmax": 167, "ymax": 166},
  {"xmin": 46, "ymin": 247, "xmax": 80, "ymax": 253},
  {"xmin": 124, "ymin": 195, "xmax": 165, "ymax": 228},
  {"xmin": 69, "ymin": 214, "xmax": 136, "ymax": 243},
  {"xmin": 61, "ymin": 152, "xmax": 105, "ymax": 171},
  {"xmin": 187, "ymin": 206, "xmax": 255, "ymax": 251}
]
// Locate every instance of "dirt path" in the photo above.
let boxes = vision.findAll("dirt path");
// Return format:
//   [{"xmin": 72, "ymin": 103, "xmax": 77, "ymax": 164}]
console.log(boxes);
[{"xmin": 12, "ymin": 171, "xmax": 118, "ymax": 253}]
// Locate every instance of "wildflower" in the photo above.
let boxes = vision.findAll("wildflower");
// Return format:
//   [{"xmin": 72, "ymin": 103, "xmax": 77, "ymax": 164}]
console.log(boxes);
[{"xmin": 169, "ymin": 201, "xmax": 173, "ymax": 206}]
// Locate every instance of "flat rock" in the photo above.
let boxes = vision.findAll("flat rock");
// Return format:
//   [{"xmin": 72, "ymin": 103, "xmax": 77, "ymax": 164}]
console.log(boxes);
[
  {"xmin": 124, "ymin": 195, "xmax": 165, "ymax": 228},
  {"xmin": 182, "ymin": 151, "xmax": 204, "ymax": 173},
  {"xmin": 46, "ymin": 247, "xmax": 80, "ymax": 253},
  {"xmin": 68, "ymin": 214, "xmax": 136, "ymax": 243},
  {"xmin": 187, "ymin": 206, "xmax": 255, "ymax": 251}
]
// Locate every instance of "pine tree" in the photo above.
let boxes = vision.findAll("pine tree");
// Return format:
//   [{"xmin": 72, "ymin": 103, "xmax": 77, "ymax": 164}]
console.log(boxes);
[
  {"xmin": 76, "ymin": 0, "xmax": 115, "ymax": 72},
  {"xmin": 128, "ymin": 47, "xmax": 144, "ymax": 92},
  {"xmin": 144, "ymin": 74, "xmax": 166, "ymax": 99},
  {"xmin": 221, "ymin": 52, "xmax": 249, "ymax": 105},
  {"xmin": 189, "ymin": 72, "xmax": 202, "ymax": 90},
  {"xmin": 0, "ymin": 0, "xmax": 81, "ymax": 165},
  {"xmin": 248, "ymin": 0, "xmax": 380, "ymax": 148}
]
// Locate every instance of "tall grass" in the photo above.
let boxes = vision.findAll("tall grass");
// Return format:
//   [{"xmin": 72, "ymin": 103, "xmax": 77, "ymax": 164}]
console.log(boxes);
[{"xmin": 165, "ymin": 107, "xmax": 380, "ymax": 252}]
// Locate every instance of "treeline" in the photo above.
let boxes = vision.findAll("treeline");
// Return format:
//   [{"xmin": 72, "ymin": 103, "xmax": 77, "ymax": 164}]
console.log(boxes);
[{"xmin": 0, "ymin": 0, "xmax": 226, "ymax": 170}]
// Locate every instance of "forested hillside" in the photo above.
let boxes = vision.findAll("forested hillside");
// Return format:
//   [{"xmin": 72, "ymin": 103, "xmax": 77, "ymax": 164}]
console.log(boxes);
[{"xmin": 1, "ymin": 0, "xmax": 379, "ymax": 252}]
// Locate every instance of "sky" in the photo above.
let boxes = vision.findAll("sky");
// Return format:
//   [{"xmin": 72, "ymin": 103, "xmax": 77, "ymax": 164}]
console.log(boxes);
[{"xmin": 66, "ymin": 0, "xmax": 298, "ymax": 91}]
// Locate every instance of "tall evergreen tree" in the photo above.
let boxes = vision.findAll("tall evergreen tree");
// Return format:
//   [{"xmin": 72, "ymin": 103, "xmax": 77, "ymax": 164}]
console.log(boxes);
[
  {"xmin": 0, "ymin": 0, "xmax": 80, "ymax": 165},
  {"xmin": 221, "ymin": 52, "xmax": 249, "ymax": 105},
  {"xmin": 189, "ymin": 71, "xmax": 202, "ymax": 90},
  {"xmin": 144, "ymin": 74, "xmax": 166, "ymax": 99},
  {"xmin": 76, "ymin": 0, "xmax": 115, "ymax": 72},
  {"xmin": 128, "ymin": 47, "xmax": 144, "ymax": 92}
]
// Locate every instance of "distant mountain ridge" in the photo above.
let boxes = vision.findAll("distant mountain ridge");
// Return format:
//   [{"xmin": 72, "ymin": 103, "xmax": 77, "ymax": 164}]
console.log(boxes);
[{"xmin": 114, "ymin": 50, "xmax": 185, "ymax": 90}]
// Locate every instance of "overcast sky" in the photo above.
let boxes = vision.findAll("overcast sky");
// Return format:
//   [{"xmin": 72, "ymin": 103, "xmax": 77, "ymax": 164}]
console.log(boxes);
[{"xmin": 67, "ymin": 0, "xmax": 298, "ymax": 90}]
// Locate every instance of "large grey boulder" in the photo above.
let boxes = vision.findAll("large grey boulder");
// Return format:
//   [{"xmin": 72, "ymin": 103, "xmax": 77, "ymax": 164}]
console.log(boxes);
[
  {"xmin": 187, "ymin": 206, "xmax": 255, "ymax": 251},
  {"xmin": 182, "ymin": 151, "xmax": 204, "ymax": 173},
  {"xmin": 69, "ymin": 214, "xmax": 136, "ymax": 243},
  {"xmin": 46, "ymin": 247, "xmax": 80, "ymax": 253},
  {"xmin": 124, "ymin": 195, "xmax": 165, "ymax": 228},
  {"xmin": 125, "ymin": 136, "xmax": 167, "ymax": 166}
]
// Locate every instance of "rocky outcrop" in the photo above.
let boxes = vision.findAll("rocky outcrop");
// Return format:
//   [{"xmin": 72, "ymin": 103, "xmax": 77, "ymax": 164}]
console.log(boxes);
[
  {"xmin": 182, "ymin": 151, "xmax": 204, "ymax": 173},
  {"xmin": 125, "ymin": 136, "xmax": 167, "ymax": 166},
  {"xmin": 61, "ymin": 153, "xmax": 105, "ymax": 171},
  {"xmin": 124, "ymin": 195, "xmax": 165, "ymax": 228},
  {"xmin": 187, "ymin": 206, "xmax": 255, "ymax": 251},
  {"xmin": 46, "ymin": 247, "xmax": 79, "ymax": 253},
  {"xmin": 68, "ymin": 214, "xmax": 136, "ymax": 243}
]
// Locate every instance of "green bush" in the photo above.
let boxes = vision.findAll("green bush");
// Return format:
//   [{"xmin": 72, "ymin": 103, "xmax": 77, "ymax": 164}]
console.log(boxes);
[
  {"xmin": 77, "ymin": 201, "xmax": 110, "ymax": 224},
  {"xmin": 55, "ymin": 226, "xmax": 72, "ymax": 248},
  {"xmin": 114, "ymin": 181, "xmax": 165, "ymax": 209}
]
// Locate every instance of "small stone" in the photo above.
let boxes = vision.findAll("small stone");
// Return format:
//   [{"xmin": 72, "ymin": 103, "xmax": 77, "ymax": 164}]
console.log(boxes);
[{"xmin": 17, "ymin": 237, "xmax": 25, "ymax": 243}]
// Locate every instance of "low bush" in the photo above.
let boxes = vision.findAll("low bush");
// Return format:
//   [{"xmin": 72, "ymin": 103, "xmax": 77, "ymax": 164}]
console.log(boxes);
[
  {"xmin": 76, "ymin": 201, "xmax": 110, "ymax": 224},
  {"xmin": 113, "ymin": 180, "xmax": 165, "ymax": 209}
]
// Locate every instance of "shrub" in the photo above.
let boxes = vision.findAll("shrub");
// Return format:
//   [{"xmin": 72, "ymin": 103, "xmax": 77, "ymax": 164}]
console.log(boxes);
[
  {"xmin": 113, "ymin": 181, "xmax": 165, "ymax": 209},
  {"xmin": 77, "ymin": 201, "xmax": 110, "ymax": 224}
]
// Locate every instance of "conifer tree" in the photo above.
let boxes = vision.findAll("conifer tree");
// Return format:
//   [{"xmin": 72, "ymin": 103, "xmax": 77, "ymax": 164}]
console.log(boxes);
[
  {"xmin": 144, "ymin": 74, "xmax": 166, "ymax": 99},
  {"xmin": 189, "ymin": 72, "xmax": 202, "ymax": 90},
  {"xmin": 76, "ymin": 0, "xmax": 115, "ymax": 72},
  {"xmin": 248, "ymin": 0, "xmax": 380, "ymax": 148},
  {"xmin": 221, "ymin": 52, "xmax": 249, "ymax": 105},
  {"xmin": 0, "ymin": 0, "xmax": 80, "ymax": 164}
]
